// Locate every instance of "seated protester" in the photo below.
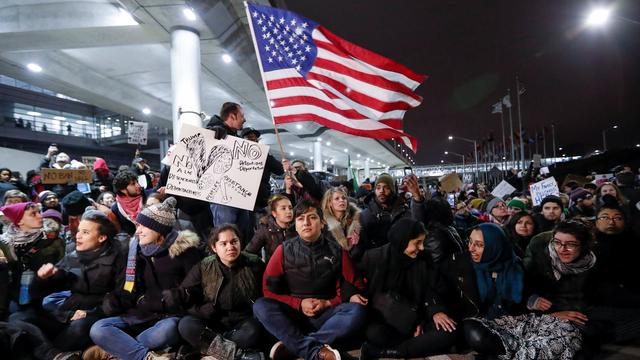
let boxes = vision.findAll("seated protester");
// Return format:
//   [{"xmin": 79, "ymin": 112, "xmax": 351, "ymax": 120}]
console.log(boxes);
[
  {"xmin": 176, "ymin": 224, "xmax": 265, "ymax": 359},
  {"xmin": 422, "ymin": 197, "xmax": 465, "ymax": 266},
  {"xmin": 452, "ymin": 201, "xmax": 481, "ymax": 240},
  {"xmin": 485, "ymin": 197, "xmax": 509, "ymax": 225},
  {"xmin": 14, "ymin": 209, "xmax": 125, "ymax": 358},
  {"xmin": 245, "ymin": 195, "xmax": 296, "ymax": 263},
  {"xmin": 591, "ymin": 196, "xmax": 640, "ymax": 307},
  {"xmin": 40, "ymin": 191, "xmax": 62, "ymax": 213},
  {"xmin": 61, "ymin": 191, "xmax": 91, "ymax": 241},
  {"xmin": 96, "ymin": 191, "xmax": 115, "ymax": 209},
  {"xmin": 252, "ymin": 200, "xmax": 367, "ymax": 360},
  {"xmin": 358, "ymin": 219, "xmax": 457, "ymax": 359},
  {"xmin": 506, "ymin": 198, "xmax": 527, "ymax": 217},
  {"xmin": 89, "ymin": 197, "xmax": 202, "ymax": 360},
  {"xmin": 321, "ymin": 187, "xmax": 361, "ymax": 252},
  {"xmin": 462, "ymin": 223, "xmax": 582, "ymax": 359},
  {"xmin": 503, "ymin": 212, "xmax": 539, "ymax": 258},
  {"xmin": 568, "ymin": 187, "xmax": 595, "ymax": 219},
  {"xmin": 0, "ymin": 202, "xmax": 64, "ymax": 320},
  {"xmin": 145, "ymin": 192, "xmax": 164, "ymax": 207},
  {"xmin": 111, "ymin": 171, "xmax": 146, "ymax": 236},
  {"xmin": 532, "ymin": 195, "xmax": 564, "ymax": 232}
]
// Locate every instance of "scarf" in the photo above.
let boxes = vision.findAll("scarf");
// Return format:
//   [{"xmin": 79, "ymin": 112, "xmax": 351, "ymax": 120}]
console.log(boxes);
[
  {"xmin": 0, "ymin": 225, "xmax": 44, "ymax": 247},
  {"xmin": 472, "ymin": 223, "xmax": 524, "ymax": 304},
  {"xmin": 77, "ymin": 241, "xmax": 111, "ymax": 265},
  {"xmin": 547, "ymin": 241, "xmax": 596, "ymax": 280},
  {"xmin": 124, "ymin": 231, "xmax": 177, "ymax": 292},
  {"xmin": 140, "ymin": 231, "xmax": 176, "ymax": 257},
  {"xmin": 116, "ymin": 194, "xmax": 143, "ymax": 224}
]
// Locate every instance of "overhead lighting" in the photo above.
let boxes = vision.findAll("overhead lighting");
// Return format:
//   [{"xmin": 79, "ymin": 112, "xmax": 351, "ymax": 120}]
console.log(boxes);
[
  {"xmin": 27, "ymin": 111, "xmax": 41, "ymax": 116},
  {"xmin": 594, "ymin": 149, "xmax": 600, "ymax": 153},
  {"xmin": 330, "ymin": 160, "xmax": 335, "ymax": 164},
  {"xmin": 326, "ymin": 141, "xmax": 331, "ymax": 146},
  {"xmin": 441, "ymin": 160, "xmax": 444, "ymax": 163},
  {"xmin": 142, "ymin": 107, "xmax": 151, "ymax": 115},
  {"xmin": 444, "ymin": 151, "xmax": 449, "ymax": 154},
  {"xmin": 612, "ymin": 125, "xmax": 618, "ymax": 129},
  {"xmin": 27, "ymin": 63, "xmax": 42, "ymax": 73},
  {"xmin": 343, "ymin": 148, "xmax": 348, "ymax": 153},
  {"xmin": 317, "ymin": 137, "xmax": 322, "ymax": 142},
  {"xmin": 636, "ymin": 144, "xmax": 640, "ymax": 148},
  {"xmin": 310, "ymin": 156, "xmax": 314, "ymax": 160},
  {"xmin": 585, "ymin": 7, "xmax": 611, "ymax": 27},
  {"xmin": 113, "ymin": 126, "xmax": 122, "ymax": 131},
  {"xmin": 357, "ymin": 154, "xmax": 361, "ymax": 158},
  {"xmin": 76, "ymin": 120, "xmax": 89, "ymax": 125},
  {"xmin": 222, "ymin": 54, "xmax": 233, "ymax": 63},
  {"xmin": 448, "ymin": 135, "xmax": 453, "ymax": 140},
  {"xmin": 296, "ymin": 124, "xmax": 303, "ymax": 129},
  {"xmin": 558, "ymin": 147, "xmax": 563, "ymax": 151},
  {"xmin": 106, "ymin": 117, "xmax": 111, "ymax": 120},
  {"xmin": 183, "ymin": 7, "xmax": 197, "ymax": 21},
  {"xmin": 289, "ymin": 151, "xmax": 295, "ymax": 156}
]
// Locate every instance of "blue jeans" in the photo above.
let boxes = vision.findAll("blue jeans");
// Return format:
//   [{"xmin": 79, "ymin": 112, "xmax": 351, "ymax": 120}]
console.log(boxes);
[
  {"xmin": 210, "ymin": 204, "xmax": 254, "ymax": 244},
  {"xmin": 253, "ymin": 298, "xmax": 366, "ymax": 360},
  {"xmin": 90, "ymin": 316, "xmax": 181, "ymax": 360}
]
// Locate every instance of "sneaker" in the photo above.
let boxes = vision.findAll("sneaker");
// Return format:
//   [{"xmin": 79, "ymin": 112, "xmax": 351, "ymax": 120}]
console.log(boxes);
[
  {"xmin": 53, "ymin": 351, "xmax": 82, "ymax": 360},
  {"xmin": 269, "ymin": 341, "xmax": 295, "ymax": 360},
  {"xmin": 82, "ymin": 346, "xmax": 117, "ymax": 360},
  {"xmin": 204, "ymin": 335, "xmax": 237, "ymax": 360},
  {"xmin": 317, "ymin": 345, "xmax": 341, "ymax": 360},
  {"xmin": 145, "ymin": 350, "xmax": 175, "ymax": 360}
]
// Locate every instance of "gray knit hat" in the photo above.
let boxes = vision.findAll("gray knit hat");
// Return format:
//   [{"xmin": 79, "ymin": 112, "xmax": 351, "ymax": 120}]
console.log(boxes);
[
  {"xmin": 136, "ymin": 197, "xmax": 177, "ymax": 236},
  {"xmin": 485, "ymin": 197, "xmax": 505, "ymax": 214},
  {"xmin": 375, "ymin": 173, "xmax": 396, "ymax": 194}
]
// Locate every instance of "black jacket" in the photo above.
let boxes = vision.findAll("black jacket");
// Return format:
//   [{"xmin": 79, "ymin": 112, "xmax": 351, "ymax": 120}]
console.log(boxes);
[
  {"xmin": 423, "ymin": 222, "xmax": 465, "ymax": 265},
  {"xmin": 591, "ymin": 230, "xmax": 640, "ymax": 307},
  {"xmin": 245, "ymin": 216, "xmax": 296, "ymax": 263},
  {"xmin": 256, "ymin": 155, "xmax": 284, "ymax": 210}
]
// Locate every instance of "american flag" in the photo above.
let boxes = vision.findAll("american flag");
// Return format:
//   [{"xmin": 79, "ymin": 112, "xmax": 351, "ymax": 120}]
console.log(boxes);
[{"xmin": 245, "ymin": 3, "xmax": 426, "ymax": 152}]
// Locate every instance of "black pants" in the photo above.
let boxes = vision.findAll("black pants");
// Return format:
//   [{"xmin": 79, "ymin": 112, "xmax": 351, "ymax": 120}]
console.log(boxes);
[
  {"xmin": 178, "ymin": 315, "xmax": 263, "ymax": 350},
  {"xmin": 365, "ymin": 320, "xmax": 457, "ymax": 357},
  {"xmin": 582, "ymin": 306, "xmax": 640, "ymax": 344}
]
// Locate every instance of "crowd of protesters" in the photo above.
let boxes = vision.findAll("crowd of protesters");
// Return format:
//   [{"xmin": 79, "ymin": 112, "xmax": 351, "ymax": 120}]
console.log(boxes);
[{"xmin": 1, "ymin": 102, "xmax": 639, "ymax": 360}]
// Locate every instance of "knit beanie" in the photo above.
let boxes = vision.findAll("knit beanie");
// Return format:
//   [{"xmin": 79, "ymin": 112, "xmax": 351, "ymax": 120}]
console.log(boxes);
[
  {"xmin": 136, "ymin": 197, "xmax": 177, "ymax": 236},
  {"xmin": 61, "ymin": 190, "xmax": 91, "ymax": 216},
  {"xmin": 375, "ymin": 173, "xmax": 395, "ymax": 194},
  {"xmin": 0, "ymin": 202, "xmax": 33, "ymax": 226},
  {"xmin": 41, "ymin": 209, "xmax": 63, "ymax": 224},
  {"xmin": 569, "ymin": 188, "xmax": 591, "ymax": 203},
  {"xmin": 485, "ymin": 197, "xmax": 505, "ymax": 214},
  {"xmin": 507, "ymin": 199, "xmax": 526, "ymax": 211},
  {"xmin": 39, "ymin": 190, "xmax": 57, "ymax": 204},
  {"xmin": 540, "ymin": 195, "xmax": 564, "ymax": 209}
]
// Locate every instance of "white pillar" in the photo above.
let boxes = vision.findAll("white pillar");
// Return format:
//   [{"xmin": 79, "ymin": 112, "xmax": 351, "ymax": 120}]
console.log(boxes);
[
  {"xmin": 364, "ymin": 160, "xmax": 370, "ymax": 179},
  {"xmin": 170, "ymin": 27, "xmax": 202, "ymax": 142},
  {"xmin": 314, "ymin": 141, "xmax": 322, "ymax": 171}
]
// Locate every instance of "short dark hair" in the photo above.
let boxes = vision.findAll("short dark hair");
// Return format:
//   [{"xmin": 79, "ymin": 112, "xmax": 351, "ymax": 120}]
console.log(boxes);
[
  {"xmin": 96, "ymin": 191, "xmax": 115, "ymax": 205},
  {"xmin": 0, "ymin": 168, "xmax": 11, "ymax": 175},
  {"xmin": 113, "ymin": 171, "xmax": 138, "ymax": 194},
  {"xmin": 552, "ymin": 219, "xmax": 594, "ymax": 256},
  {"xmin": 81, "ymin": 211, "xmax": 117, "ymax": 241},
  {"xmin": 293, "ymin": 199, "xmax": 324, "ymax": 221},
  {"xmin": 208, "ymin": 223, "xmax": 242, "ymax": 249},
  {"xmin": 220, "ymin": 102, "xmax": 241, "ymax": 120}
]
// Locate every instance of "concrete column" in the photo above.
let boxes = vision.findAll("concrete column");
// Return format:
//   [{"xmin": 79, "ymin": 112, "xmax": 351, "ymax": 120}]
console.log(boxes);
[
  {"xmin": 314, "ymin": 141, "xmax": 323, "ymax": 171},
  {"xmin": 170, "ymin": 27, "xmax": 202, "ymax": 142},
  {"xmin": 364, "ymin": 160, "xmax": 370, "ymax": 179},
  {"xmin": 158, "ymin": 127, "xmax": 170, "ymax": 165}
]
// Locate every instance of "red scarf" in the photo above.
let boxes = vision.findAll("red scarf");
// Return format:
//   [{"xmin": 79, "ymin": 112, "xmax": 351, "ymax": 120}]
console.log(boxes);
[{"xmin": 116, "ymin": 194, "xmax": 143, "ymax": 224}]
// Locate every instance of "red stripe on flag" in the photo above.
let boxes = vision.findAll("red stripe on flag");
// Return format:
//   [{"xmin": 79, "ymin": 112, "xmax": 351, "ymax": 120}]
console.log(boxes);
[
  {"xmin": 271, "ymin": 96, "xmax": 368, "ymax": 120},
  {"xmin": 317, "ymin": 26, "xmax": 427, "ymax": 84},
  {"xmin": 267, "ymin": 77, "xmax": 341, "ymax": 100},
  {"xmin": 379, "ymin": 119, "xmax": 403, "ymax": 130}
]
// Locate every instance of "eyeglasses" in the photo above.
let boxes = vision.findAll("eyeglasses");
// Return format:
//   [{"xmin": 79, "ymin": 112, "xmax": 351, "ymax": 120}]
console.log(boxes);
[
  {"xmin": 552, "ymin": 239, "xmax": 581, "ymax": 251},
  {"xmin": 597, "ymin": 216, "xmax": 624, "ymax": 223}
]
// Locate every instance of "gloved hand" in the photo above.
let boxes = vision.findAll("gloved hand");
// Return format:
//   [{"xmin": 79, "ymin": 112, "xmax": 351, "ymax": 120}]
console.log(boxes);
[{"xmin": 211, "ymin": 126, "xmax": 228, "ymax": 140}]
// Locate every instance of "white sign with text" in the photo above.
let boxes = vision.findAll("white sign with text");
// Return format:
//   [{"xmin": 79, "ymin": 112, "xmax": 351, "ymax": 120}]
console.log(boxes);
[
  {"xmin": 491, "ymin": 180, "xmax": 517, "ymax": 199},
  {"xmin": 165, "ymin": 124, "xmax": 268, "ymax": 211},
  {"xmin": 529, "ymin": 176, "xmax": 560, "ymax": 206},
  {"xmin": 127, "ymin": 121, "xmax": 148, "ymax": 145}
]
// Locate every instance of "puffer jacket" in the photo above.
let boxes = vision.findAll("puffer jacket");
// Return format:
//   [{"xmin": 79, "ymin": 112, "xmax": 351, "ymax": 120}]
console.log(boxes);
[{"xmin": 245, "ymin": 216, "xmax": 296, "ymax": 263}]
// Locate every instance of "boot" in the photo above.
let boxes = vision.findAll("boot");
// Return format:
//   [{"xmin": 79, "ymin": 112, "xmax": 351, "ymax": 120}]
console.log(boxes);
[
  {"xmin": 203, "ymin": 334, "xmax": 237, "ymax": 360},
  {"xmin": 359, "ymin": 342, "xmax": 404, "ymax": 360},
  {"xmin": 82, "ymin": 346, "xmax": 117, "ymax": 360},
  {"xmin": 235, "ymin": 348, "xmax": 266, "ymax": 360}
]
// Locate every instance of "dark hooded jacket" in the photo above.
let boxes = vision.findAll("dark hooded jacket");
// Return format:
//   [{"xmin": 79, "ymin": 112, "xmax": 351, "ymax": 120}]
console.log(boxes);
[
  {"xmin": 91, "ymin": 158, "xmax": 114, "ymax": 196},
  {"xmin": 245, "ymin": 216, "xmax": 297, "ymax": 263}
]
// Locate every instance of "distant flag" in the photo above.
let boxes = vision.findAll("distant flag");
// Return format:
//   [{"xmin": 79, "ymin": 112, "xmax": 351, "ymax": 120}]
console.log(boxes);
[
  {"xmin": 245, "ymin": 2, "xmax": 426, "ymax": 152},
  {"xmin": 491, "ymin": 101, "xmax": 503, "ymax": 114},
  {"xmin": 347, "ymin": 155, "xmax": 358, "ymax": 190},
  {"xmin": 502, "ymin": 94, "xmax": 512, "ymax": 108},
  {"xmin": 518, "ymin": 83, "xmax": 526, "ymax": 96}
]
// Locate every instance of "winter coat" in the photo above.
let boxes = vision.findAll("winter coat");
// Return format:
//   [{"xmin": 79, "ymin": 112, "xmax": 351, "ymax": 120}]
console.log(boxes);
[
  {"xmin": 180, "ymin": 252, "xmax": 264, "ymax": 328},
  {"xmin": 325, "ymin": 203, "xmax": 361, "ymax": 251},
  {"xmin": 245, "ymin": 217, "xmax": 296, "ymax": 263},
  {"xmin": 523, "ymin": 231, "xmax": 595, "ymax": 313},
  {"xmin": 532, "ymin": 213, "xmax": 559, "ymax": 233},
  {"xmin": 591, "ymin": 230, "xmax": 640, "ymax": 307},
  {"xmin": 101, "ymin": 230, "xmax": 203, "ymax": 323},
  {"xmin": 453, "ymin": 213, "xmax": 481, "ymax": 239},
  {"xmin": 30, "ymin": 241, "xmax": 126, "ymax": 321},
  {"xmin": 423, "ymin": 222, "xmax": 465, "ymax": 265}
]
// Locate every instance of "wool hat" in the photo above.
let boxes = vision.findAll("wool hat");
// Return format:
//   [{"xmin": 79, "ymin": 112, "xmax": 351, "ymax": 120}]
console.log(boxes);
[
  {"xmin": 485, "ymin": 197, "xmax": 505, "ymax": 214},
  {"xmin": 570, "ymin": 188, "xmax": 592, "ymax": 203},
  {"xmin": 507, "ymin": 199, "xmax": 527, "ymax": 211},
  {"xmin": 540, "ymin": 195, "xmax": 564, "ymax": 209},
  {"xmin": 42, "ymin": 209, "xmax": 63, "ymax": 224},
  {"xmin": 374, "ymin": 173, "xmax": 395, "ymax": 194},
  {"xmin": 136, "ymin": 197, "xmax": 177, "ymax": 236},
  {"xmin": 61, "ymin": 190, "xmax": 91, "ymax": 216},
  {"xmin": 39, "ymin": 190, "xmax": 57, "ymax": 203},
  {"xmin": 0, "ymin": 202, "xmax": 34, "ymax": 226}
]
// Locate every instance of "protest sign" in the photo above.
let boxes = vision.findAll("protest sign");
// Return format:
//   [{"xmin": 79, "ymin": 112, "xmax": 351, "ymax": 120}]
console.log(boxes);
[
  {"xmin": 540, "ymin": 167, "xmax": 550, "ymax": 175},
  {"xmin": 533, "ymin": 154, "xmax": 542, "ymax": 168},
  {"xmin": 592, "ymin": 173, "xmax": 613, "ymax": 187},
  {"xmin": 439, "ymin": 172, "xmax": 462, "ymax": 193},
  {"xmin": 127, "ymin": 121, "xmax": 148, "ymax": 145},
  {"xmin": 165, "ymin": 124, "xmax": 269, "ymax": 211},
  {"xmin": 529, "ymin": 177, "xmax": 560, "ymax": 206},
  {"xmin": 491, "ymin": 180, "xmax": 517, "ymax": 199},
  {"xmin": 42, "ymin": 169, "xmax": 93, "ymax": 184}
]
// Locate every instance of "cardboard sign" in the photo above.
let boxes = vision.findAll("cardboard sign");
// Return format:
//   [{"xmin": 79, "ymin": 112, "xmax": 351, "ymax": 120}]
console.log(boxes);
[
  {"xmin": 165, "ymin": 124, "xmax": 269, "ymax": 211},
  {"xmin": 529, "ymin": 176, "xmax": 560, "ymax": 206},
  {"xmin": 42, "ymin": 169, "xmax": 93, "ymax": 184},
  {"xmin": 592, "ymin": 173, "xmax": 613, "ymax": 187},
  {"xmin": 439, "ymin": 172, "xmax": 462, "ymax": 193},
  {"xmin": 540, "ymin": 166, "xmax": 550, "ymax": 175},
  {"xmin": 127, "ymin": 121, "xmax": 148, "ymax": 145},
  {"xmin": 491, "ymin": 180, "xmax": 517, "ymax": 199},
  {"xmin": 533, "ymin": 154, "xmax": 542, "ymax": 168}
]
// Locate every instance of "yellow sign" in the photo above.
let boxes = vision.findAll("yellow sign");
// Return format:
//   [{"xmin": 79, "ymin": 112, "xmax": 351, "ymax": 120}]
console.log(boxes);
[{"xmin": 41, "ymin": 169, "xmax": 93, "ymax": 184}]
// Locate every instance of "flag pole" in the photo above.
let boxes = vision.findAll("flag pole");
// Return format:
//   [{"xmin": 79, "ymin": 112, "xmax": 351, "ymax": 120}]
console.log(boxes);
[
  {"xmin": 516, "ymin": 76, "xmax": 525, "ymax": 171},
  {"xmin": 542, "ymin": 127, "xmax": 547, "ymax": 165},
  {"xmin": 506, "ymin": 89, "xmax": 515, "ymax": 170},
  {"xmin": 551, "ymin": 123, "xmax": 557, "ymax": 164},
  {"xmin": 244, "ymin": 2, "xmax": 285, "ymax": 160},
  {"xmin": 499, "ymin": 107, "xmax": 507, "ymax": 175}
]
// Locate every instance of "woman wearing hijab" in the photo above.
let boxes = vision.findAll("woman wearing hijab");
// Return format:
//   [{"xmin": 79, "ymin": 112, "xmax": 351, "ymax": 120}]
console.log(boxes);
[
  {"xmin": 462, "ymin": 223, "xmax": 582, "ymax": 359},
  {"xmin": 358, "ymin": 218, "xmax": 457, "ymax": 359}
]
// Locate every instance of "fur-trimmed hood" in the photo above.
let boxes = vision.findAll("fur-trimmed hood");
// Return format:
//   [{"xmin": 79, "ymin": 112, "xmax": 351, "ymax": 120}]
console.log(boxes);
[
  {"xmin": 168, "ymin": 230, "xmax": 200, "ymax": 258},
  {"xmin": 325, "ymin": 203, "xmax": 361, "ymax": 250}
]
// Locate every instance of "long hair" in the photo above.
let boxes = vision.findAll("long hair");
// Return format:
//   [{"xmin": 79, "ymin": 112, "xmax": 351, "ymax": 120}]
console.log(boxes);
[{"xmin": 321, "ymin": 187, "xmax": 355, "ymax": 230}]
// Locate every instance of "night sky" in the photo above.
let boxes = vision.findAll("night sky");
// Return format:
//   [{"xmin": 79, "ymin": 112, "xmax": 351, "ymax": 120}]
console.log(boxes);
[{"xmin": 285, "ymin": 0, "xmax": 640, "ymax": 164}]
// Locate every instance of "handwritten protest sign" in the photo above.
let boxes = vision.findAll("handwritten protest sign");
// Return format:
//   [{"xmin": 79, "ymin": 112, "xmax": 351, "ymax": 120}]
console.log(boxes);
[
  {"xmin": 529, "ymin": 177, "xmax": 560, "ymax": 206},
  {"xmin": 42, "ymin": 169, "xmax": 93, "ymax": 184},
  {"xmin": 439, "ymin": 173, "xmax": 462, "ymax": 193},
  {"xmin": 127, "ymin": 121, "xmax": 148, "ymax": 145},
  {"xmin": 592, "ymin": 173, "xmax": 613, "ymax": 187},
  {"xmin": 165, "ymin": 124, "xmax": 268, "ymax": 211},
  {"xmin": 491, "ymin": 180, "xmax": 516, "ymax": 199}
]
